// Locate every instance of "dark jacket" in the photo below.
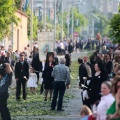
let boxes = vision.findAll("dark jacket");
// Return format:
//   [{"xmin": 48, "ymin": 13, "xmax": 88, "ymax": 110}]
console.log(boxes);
[
  {"xmin": 89, "ymin": 72, "xmax": 108, "ymax": 104},
  {"xmin": 106, "ymin": 60, "xmax": 113, "ymax": 74},
  {"xmin": 79, "ymin": 63, "xmax": 88, "ymax": 86},
  {"xmin": 31, "ymin": 53, "xmax": 42, "ymax": 72},
  {"xmin": 0, "ymin": 72, "xmax": 12, "ymax": 93},
  {"xmin": 42, "ymin": 62, "xmax": 56, "ymax": 89},
  {"xmin": 15, "ymin": 61, "xmax": 29, "ymax": 79}
]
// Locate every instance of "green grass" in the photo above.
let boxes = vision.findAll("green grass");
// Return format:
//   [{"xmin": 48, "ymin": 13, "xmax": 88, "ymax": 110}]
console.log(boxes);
[{"xmin": 8, "ymin": 61, "xmax": 79, "ymax": 119}]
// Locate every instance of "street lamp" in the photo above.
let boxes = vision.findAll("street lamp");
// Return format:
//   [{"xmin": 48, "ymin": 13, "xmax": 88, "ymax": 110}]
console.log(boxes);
[
  {"xmin": 90, "ymin": 13, "xmax": 100, "ymax": 38},
  {"xmin": 61, "ymin": 0, "xmax": 85, "ymax": 41},
  {"xmin": 30, "ymin": 0, "xmax": 33, "ymax": 51},
  {"xmin": 68, "ymin": 0, "xmax": 85, "ymax": 40}
]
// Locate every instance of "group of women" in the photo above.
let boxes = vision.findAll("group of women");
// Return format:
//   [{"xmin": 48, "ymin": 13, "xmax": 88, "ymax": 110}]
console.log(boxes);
[{"xmin": 79, "ymin": 49, "xmax": 120, "ymax": 120}]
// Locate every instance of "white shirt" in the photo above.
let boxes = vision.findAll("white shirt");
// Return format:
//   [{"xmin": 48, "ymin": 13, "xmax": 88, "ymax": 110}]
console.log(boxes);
[
  {"xmin": 60, "ymin": 42, "xmax": 64, "ymax": 49},
  {"xmin": 97, "ymin": 93, "xmax": 115, "ymax": 120},
  {"xmin": 34, "ymin": 44, "xmax": 38, "ymax": 48}
]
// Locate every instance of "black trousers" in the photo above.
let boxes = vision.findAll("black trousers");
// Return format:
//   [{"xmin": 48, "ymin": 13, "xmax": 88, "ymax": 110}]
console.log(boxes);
[
  {"xmin": 16, "ymin": 78, "xmax": 27, "ymax": 100},
  {"xmin": 0, "ymin": 93, "xmax": 11, "ymax": 120},
  {"xmin": 81, "ymin": 91, "xmax": 91, "ymax": 109},
  {"xmin": 51, "ymin": 81, "xmax": 66, "ymax": 110},
  {"xmin": 35, "ymin": 72, "xmax": 39, "ymax": 83}
]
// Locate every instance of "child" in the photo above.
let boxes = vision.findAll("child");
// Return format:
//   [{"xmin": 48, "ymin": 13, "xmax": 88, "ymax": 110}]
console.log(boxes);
[
  {"xmin": 27, "ymin": 68, "xmax": 37, "ymax": 94},
  {"xmin": 80, "ymin": 105, "xmax": 92, "ymax": 120}
]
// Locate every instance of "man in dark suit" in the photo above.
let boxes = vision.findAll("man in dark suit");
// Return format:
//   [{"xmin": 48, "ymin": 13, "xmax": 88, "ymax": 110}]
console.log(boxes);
[
  {"xmin": 15, "ymin": 54, "xmax": 29, "ymax": 100},
  {"xmin": 106, "ymin": 54, "xmax": 113, "ymax": 75}
]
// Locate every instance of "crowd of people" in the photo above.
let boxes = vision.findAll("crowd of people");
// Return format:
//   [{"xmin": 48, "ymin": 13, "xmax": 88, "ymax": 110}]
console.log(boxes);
[
  {"xmin": 55, "ymin": 37, "xmax": 115, "ymax": 55},
  {"xmin": 0, "ymin": 37, "xmax": 120, "ymax": 120},
  {"xmin": 0, "ymin": 42, "xmax": 72, "ymax": 120},
  {"xmin": 79, "ymin": 45, "xmax": 120, "ymax": 120}
]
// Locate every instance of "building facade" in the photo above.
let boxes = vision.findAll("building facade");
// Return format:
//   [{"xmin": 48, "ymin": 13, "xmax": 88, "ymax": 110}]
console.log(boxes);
[{"xmin": 5, "ymin": 10, "xmax": 28, "ymax": 51}]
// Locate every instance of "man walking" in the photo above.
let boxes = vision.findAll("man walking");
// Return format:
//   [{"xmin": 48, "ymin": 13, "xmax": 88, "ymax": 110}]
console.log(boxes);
[
  {"xmin": 15, "ymin": 54, "xmax": 29, "ymax": 100},
  {"xmin": 51, "ymin": 58, "xmax": 70, "ymax": 111}
]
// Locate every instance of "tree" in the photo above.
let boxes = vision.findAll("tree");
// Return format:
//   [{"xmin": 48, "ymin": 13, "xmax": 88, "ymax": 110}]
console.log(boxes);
[
  {"xmin": 0, "ymin": 0, "xmax": 18, "ymax": 40},
  {"xmin": 15, "ymin": 0, "xmax": 22, "ymax": 10},
  {"xmin": 62, "ymin": 7, "xmax": 88, "ymax": 37},
  {"xmin": 26, "ymin": 8, "xmax": 38, "ymax": 40},
  {"xmin": 109, "ymin": 13, "xmax": 120, "ymax": 43},
  {"xmin": 94, "ymin": 14, "xmax": 109, "ymax": 36}
]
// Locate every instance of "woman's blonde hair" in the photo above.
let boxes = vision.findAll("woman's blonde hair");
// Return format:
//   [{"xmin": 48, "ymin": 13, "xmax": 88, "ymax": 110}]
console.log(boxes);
[
  {"xmin": 112, "ymin": 75, "xmax": 120, "ymax": 96},
  {"xmin": 80, "ymin": 105, "xmax": 92, "ymax": 116}
]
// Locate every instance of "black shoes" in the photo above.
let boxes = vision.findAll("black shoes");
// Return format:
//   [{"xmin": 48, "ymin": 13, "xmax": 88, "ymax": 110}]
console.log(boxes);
[
  {"xmin": 50, "ymin": 109, "xmax": 55, "ymax": 111},
  {"xmin": 57, "ymin": 109, "xmax": 65, "ymax": 111},
  {"xmin": 44, "ymin": 98, "xmax": 47, "ymax": 101}
]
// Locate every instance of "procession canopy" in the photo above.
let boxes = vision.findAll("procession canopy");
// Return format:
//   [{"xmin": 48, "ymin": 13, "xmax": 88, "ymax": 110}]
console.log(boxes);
[{"xmin": 37, "ymin": 29, "xmax": 55, "ymax": 61}]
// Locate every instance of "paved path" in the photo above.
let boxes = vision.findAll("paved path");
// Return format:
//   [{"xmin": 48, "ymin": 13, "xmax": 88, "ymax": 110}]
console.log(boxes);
[{"xmin": 10, "ymin": 51, "xmax": 90, "ymax": 120}]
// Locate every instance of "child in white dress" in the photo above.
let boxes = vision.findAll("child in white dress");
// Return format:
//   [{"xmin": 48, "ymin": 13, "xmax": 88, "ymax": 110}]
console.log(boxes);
[{"xmin": 27, "ymin": 68, "xmax": 37, "ymax": 94}]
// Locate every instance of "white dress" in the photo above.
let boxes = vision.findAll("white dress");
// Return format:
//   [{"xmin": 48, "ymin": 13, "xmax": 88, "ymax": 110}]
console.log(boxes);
[{"xmin": 27, "ymin": 73, "xmax": 37, "ymax": 88}]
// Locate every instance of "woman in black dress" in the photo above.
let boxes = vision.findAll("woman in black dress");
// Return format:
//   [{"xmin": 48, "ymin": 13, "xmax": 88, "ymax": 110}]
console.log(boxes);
[
  {"xmin": 68, "ymin": 43, "xmax": 73, "ymax": 56},
  {"xmin": 89, "ymin": 62, "xmax": 108, "ymax": 105},
  {"xmin": 65, "ymin": 54, "xmax": 71, "ymax": 68},
  {"xmin": 42, "ymin": 55, "xmax": 56, "ymax": 101}
]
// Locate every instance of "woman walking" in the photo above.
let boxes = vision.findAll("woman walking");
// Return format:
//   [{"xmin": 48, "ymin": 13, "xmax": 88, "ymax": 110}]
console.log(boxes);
[{"xmin": 42, "ymin": 54, "xmax": 56, "ymax": 101}]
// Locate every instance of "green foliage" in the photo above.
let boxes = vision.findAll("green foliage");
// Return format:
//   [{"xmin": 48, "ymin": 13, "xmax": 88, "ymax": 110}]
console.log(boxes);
[
  {"xmin": 15, "ymin": 0, "xmax": 21, "ymax": 10},
  {"xmin": 26, "ymin": 8, "xmax": 38, "ymax": 40},
  {"xmin": 0, "ymin": 0, "xmax": 18, "ymax": 40},
  {"xmin": 107, "ymin": 12, "xmax": 114, "ymax": 20},
  {"xmin": 94, "ymin": 14, "xmax": 110, "ymax": 36},
  {"xmin": 72, "ymin": 7, "xmax": 88, "ymax": 32},
  {"xmin": 38, "ymin": 21, "xmax": 54, "ymax": 30},
  {"xmin": 109, "ymin": 13, "xmax": 120, "ymax": 43},
  {"xmin": 62, "ymin": 7, "xmax": 88, "ymax": 36}
]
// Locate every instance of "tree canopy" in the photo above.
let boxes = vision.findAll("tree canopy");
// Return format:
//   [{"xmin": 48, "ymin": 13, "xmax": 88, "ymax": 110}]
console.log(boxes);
[
  {"xmin": 61, "ymin": 7, "xmax": 88, "ymax": 37},
  {"xmin": 109, "ymin": 13, "xmax": 120, "ymax": 43},
  {"xmin": 94, "ymin": 14, "xmax": 109, "ymax": 36},
  {"xmin": 26, "ymin": 8, "xmax": 38, "ymax": 40},
  {"xmin": 0, "ymin": 0, "xmax": 18, "ymax": 40}
]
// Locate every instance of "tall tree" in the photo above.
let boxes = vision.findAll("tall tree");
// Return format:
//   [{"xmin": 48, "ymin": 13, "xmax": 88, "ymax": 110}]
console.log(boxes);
[
  {"xmin": 109, "ymin": 5, "xmax": 120, "ymax": 43},
  {"xmin": 94, "ymin": 14, "xmax": 109, "ymax": 36},
  {"xmin": 0, "ymin": 0, "xmax": 18, "ymax": 40},
  {"xmin": 62, "ymin": 7, "xmax": 88, "ymax": 36},
  {"xmin": 15, "ymin": 0, "xmax": 22, "ymax": 10},
  {"xmin": 26, "ymin": 8, "xmax": 38, "ymax": 40},
  {"xmin": 109, "ymin": 14, "xmax": 120, "ymax": 43}
]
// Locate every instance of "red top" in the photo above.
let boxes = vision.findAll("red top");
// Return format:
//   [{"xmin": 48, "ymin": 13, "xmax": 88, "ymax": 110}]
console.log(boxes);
[{"xmin": 88, "ymin": 115, "xmax": 96, "ymax": 120}]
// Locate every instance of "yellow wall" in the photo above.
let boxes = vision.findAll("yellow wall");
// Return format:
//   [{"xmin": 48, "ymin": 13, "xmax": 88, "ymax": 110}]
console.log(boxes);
[{"xmin": 6, "ymin": 10, "xmax": 28, "ymax": 52}]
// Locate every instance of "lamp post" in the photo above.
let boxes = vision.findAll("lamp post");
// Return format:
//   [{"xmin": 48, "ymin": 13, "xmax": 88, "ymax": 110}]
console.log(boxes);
[
  {"xmin": 61, "ymin": 0, "xmax": 84, "ymax": 41},
  {"xmin": 30, "ymin": 0, "xmax": 33, "ymax": 51},
  {"xmin": 68, "ymin": 0, "xmax": 85, "ymax": 40},
  {"xmin": 11, "ymin": 0, "xmax": 14, "ymax": 50},
  {"xmin": 67, "ymin": 3, "xmax": 70, "ymax": 39},
  {"xmin": 72, "ymin": 8, "xmax": 74, "ymax": 41},
  {"xmin": 54, "ymin": 0, "xmax": 56, "ymax": 41},
  {"xmin": 90, "ymin": 13, "xmax": 100, "ymax": 38},
  {"xmin": 61, "ymin": 1, "xmax": 63, "ymax": 41},
  {"xmin": 44, "ymin": 0, "xmax": 46, "ymax": 30}
]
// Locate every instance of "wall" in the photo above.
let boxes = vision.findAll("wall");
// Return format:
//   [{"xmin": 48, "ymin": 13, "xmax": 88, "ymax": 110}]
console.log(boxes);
[{"xmin": 5, "ymin": 10, "xmax": 28, "ymax": 52}]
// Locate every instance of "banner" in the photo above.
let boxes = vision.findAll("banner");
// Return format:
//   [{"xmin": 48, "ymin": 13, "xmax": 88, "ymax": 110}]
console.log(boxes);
[
  {"xmin": 50, "ymin": 9, "xmax": 54, "ymax": 21},
  {"xmin": 37, "ymin": 30, "xmax": 54, "ymax": 61}
]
